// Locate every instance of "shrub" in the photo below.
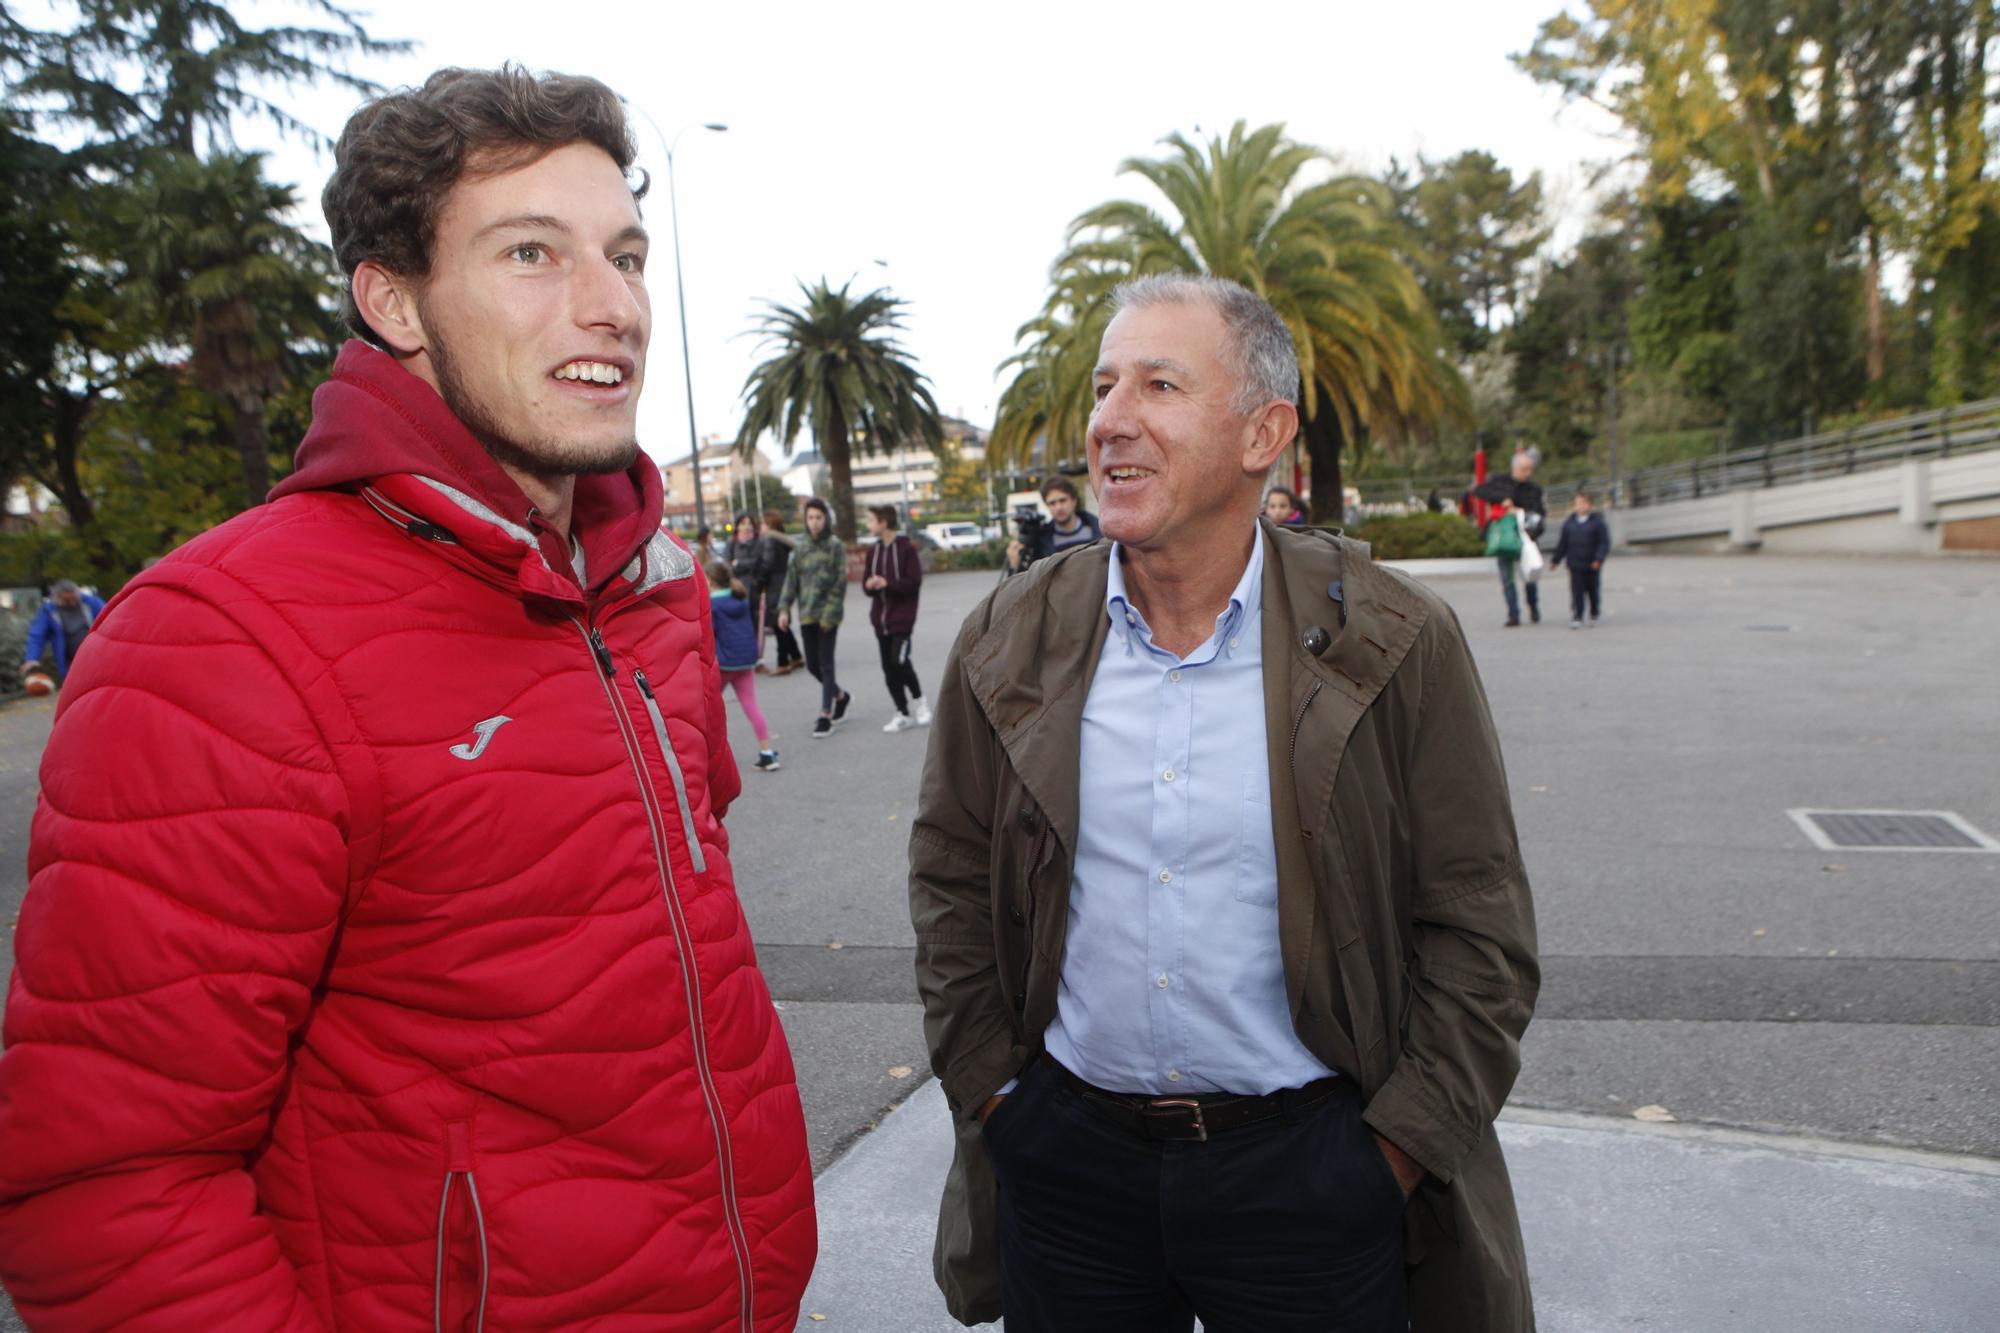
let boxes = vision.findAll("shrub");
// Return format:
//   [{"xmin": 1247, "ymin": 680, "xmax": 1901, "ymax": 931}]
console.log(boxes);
[
  {"xmin": 0, "ymin": 602, "xmax": 30, "ymax": 697},
  {"xmin": 1346, "ymin": 511, "xmax": 1485, "ymax": 560},
  {"xmin": 925, "ymin": 540, "xmax": 1008, "ymax": 573}
]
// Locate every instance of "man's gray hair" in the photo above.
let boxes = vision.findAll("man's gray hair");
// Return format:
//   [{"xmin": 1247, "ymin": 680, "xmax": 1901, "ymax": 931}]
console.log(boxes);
[{"xmin": 1109, "ymin": 273, "xmax": 1301, "ymax": 414}]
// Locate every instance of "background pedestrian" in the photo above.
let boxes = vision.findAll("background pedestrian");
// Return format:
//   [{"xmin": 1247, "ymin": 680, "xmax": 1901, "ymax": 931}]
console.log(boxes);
[
  {"xmin": 1551, "ymin": 490, "xmax": 1611, "ymax": 628},
  {"xmin": 761, "ymin": 507, "xmax": 802, "ymax": 673},
  {"xmin": 728, "ymin": 510, "xmax": 769, "ymax": 666},
  {"xmin": 1477, "ymin": 450, "xmax": 1547, "ymax": 626},
  {"xmin": 1262, "ymin": 484, "xmax": 1306, "ymax": 524},
  {"xmin": 19, "ymin": 579, "xmax": 103, "ymax": 686},
  {"xmin": 709, "ymin": 559, "xmax": 780, "ymax": 769},
  {"xmin": 1004, "ymin": 475, "xmax": 1102, "ymax": 574},
  {"xmin": 862, "ymin": 505, "xmax": 931, "ymax": 732},
  {"xmin": 777, "ymin": 496, "xmax": 850, "ymax": 738}
]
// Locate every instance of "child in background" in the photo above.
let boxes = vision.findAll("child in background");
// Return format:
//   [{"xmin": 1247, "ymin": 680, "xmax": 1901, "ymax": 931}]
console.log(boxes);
[
  {"xmin": 708, "ymin": 560, "xmax": 780, "ymax": 772},
  {"xmin": 1550, "ymin": 490, "xmax": 1612, "ymax": 628}
]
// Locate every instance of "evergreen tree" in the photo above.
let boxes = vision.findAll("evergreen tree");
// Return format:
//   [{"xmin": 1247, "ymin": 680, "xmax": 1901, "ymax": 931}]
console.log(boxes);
[{"xmin": 2, "ymin": 0, "xmax": 407, "ymax": 160}]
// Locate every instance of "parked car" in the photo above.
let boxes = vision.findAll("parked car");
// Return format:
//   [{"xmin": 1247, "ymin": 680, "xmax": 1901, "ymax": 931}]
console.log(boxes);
[{"xmin": 922, "ymin": 521, "xmax": 986, "ymax": 550}]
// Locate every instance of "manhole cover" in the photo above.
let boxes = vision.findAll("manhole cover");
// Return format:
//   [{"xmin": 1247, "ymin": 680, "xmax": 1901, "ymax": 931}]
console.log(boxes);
[{"xmin": 1788, "ymin": 809, "xmax": 2000, "ymax": 852}]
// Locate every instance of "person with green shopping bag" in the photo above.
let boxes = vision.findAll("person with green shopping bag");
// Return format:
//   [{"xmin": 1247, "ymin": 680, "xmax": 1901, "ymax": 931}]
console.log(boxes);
[{"xmin": 1476, "ymin": 450, "xmax": 1546, "ymax": 626}]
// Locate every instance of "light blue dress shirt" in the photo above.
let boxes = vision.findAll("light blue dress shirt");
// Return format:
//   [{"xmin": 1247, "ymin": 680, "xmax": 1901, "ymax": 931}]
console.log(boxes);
[{"xmin": 1040, "ymin": 529, "xmax": 1335, "ymax": 1096}]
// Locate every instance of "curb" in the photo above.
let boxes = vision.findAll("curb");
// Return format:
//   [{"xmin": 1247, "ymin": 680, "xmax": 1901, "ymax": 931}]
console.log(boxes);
[
  {"xmin": 1500, "ymin": 1104, "xmax": 2000, "ymax": 1177},
  {"xmin": 1378, "ymin": 557, "xmax": 1493, "ymax": 577}
]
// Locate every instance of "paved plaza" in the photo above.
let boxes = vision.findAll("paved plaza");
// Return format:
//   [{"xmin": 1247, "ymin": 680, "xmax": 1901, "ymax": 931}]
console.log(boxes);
[{"xmin": 3, "ymin": 549, "xmax": 1997, "ymax": 1330}]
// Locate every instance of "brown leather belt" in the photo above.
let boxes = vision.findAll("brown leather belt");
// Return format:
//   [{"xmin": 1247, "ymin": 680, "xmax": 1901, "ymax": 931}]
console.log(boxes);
[{"xmin": 1055, "ymin": 1062, "xmax": 1341, "ymax": 1143}]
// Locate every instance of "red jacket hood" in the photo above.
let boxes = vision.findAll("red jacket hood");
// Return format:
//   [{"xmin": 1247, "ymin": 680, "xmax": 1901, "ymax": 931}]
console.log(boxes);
[{"xmin": 270, "ymin": 341, "xmax": 666, "ymax": 593}]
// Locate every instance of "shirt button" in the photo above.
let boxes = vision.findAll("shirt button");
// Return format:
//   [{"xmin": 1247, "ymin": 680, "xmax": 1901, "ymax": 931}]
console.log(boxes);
[
  {"xmin": 1125, "ymin": 611, "xmax": 1138, "ymax": 625},
  {"xmin": 1228, "ymin": 636, "xmax": 1239, "ymax": 649},
  {"xmin": 1162, "ymin": 767, "xmax": 1175, "ymax": 783},
  {"xmin": 1158, "ymin": 868, "xmax": 1173, "ymax": 884},
  {"xmin": 1169, "ymin": 669, "xmax": 1182, "ymax": 682},
  {"xmin": 1166, "ymin": 1069, "xmax": 1182, "ymax": 1082},
  {"xmin": 1156, "ymin": 973, "xmax": 1170, "ymax": 989}
]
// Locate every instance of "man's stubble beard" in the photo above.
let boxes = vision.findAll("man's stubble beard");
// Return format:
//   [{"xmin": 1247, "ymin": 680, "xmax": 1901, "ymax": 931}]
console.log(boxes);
[{"xmin": 427, "ymin": 318, "xmax": 641, "ymax": 479}]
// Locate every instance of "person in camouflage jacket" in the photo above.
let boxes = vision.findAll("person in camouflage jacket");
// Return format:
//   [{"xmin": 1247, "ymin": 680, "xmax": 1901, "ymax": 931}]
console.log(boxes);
[{"xmin": 775, "ymin": 497, "xmax": 850, "ymax": 736}]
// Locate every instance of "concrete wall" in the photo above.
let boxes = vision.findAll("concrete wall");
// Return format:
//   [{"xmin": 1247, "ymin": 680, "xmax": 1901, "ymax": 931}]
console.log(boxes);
[{"xmin": 1608, "ymin": 453, "xmax": 2000, "ymax": 556}]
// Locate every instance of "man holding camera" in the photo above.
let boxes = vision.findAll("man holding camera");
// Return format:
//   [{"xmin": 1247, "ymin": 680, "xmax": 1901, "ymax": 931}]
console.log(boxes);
[{"xmin": 1004, "ymin": 475, "xmax": 1102, "ymax": 574}]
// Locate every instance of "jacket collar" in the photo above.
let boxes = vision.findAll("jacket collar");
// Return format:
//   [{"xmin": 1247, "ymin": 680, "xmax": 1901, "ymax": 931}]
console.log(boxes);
[
  {"xmin": 271, "ymin": 341, "xmax": 678, "ymax": 605},
  {"xmin": 1257, "ymin": 518, "xmax": 1428, "ymax": 711},
  {"xmin": 961, "ymin": 546, "xmax": 1112, "ymax": 860},
  {"xmin": 957, "ymin": 522, "xmax": 1430, "ymax": 860}
]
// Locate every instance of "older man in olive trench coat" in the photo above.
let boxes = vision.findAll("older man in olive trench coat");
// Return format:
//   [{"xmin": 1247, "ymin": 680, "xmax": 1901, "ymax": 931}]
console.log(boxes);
[{"xmin": 908, "ymin": 283, "xmax": 1539, "ymax": 1329}]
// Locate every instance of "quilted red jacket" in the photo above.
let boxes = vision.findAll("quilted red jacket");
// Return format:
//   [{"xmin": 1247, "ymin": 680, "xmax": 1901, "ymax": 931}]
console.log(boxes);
[{"xmin": 0, "ymin": 343, "xmax": 816, "ymax": 1331}]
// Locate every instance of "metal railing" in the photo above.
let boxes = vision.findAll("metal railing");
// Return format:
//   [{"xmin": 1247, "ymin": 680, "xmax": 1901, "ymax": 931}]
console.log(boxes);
[
  {"xmin": 1576, "ymin": 398, "xmax": 2000, "ymax": 510},
  {"xmin": 1347, "ymin": 475, "xmax": 1467, "ymax": 508}
]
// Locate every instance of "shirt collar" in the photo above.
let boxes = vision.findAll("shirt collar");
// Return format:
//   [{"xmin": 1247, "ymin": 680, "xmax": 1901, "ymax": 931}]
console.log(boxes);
[{"xmin": 1106, "ymin": 526, "xmax": 1265, "ymax": 656}]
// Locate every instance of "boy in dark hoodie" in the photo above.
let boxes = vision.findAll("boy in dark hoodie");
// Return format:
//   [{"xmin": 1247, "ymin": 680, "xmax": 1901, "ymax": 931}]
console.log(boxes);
[
  {"xmin": 1551, "ymin": 490, "xmax": 1612, "ymax": 628},
  {"xmin": 862, "ymin": 505, "xmax": 930, "ymax": 732}
]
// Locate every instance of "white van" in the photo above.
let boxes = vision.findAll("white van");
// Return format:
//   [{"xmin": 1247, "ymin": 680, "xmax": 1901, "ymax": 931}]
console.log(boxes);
[{"xmin": 923, "ymin": 522, "xmax": 987, "ymax": 550}]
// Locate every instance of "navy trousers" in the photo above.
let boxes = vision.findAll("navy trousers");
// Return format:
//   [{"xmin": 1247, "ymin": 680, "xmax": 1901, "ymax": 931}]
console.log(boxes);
[
  {"xmin": 1567, "ymin": 564, "xmax": 1602, "ymax": 620},
  {"xmin": 983, "ymin": 1059, "xmax": 1408, "ymax": 1333}
]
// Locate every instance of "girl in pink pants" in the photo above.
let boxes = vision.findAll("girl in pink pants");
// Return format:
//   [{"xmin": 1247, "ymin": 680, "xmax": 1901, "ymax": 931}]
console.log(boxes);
[{"xmin": 708, "ymin": 561, "xmax": 779, "ymax": 771}]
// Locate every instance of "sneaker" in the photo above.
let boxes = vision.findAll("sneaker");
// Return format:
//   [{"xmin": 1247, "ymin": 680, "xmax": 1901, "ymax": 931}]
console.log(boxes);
[
  {"xmin": 1504, "ymin": 616, "xmax": 1521, "ymax": 628},
  {"xmin": 1529, "ymin": 605, "xmax": 1541, "ymax": 624},
  {"xmin": 832, "ymin": 690, "xmax": 852, "ymax": 722},
  {"xmin": 754, "ymin": 749, "xmax": 781, "ymax": 771},
  {"xmin": 1569, "ymin": 619, "xmax": 1582, "ymax": 630},
  {"xmin": 812, "ymin": 717, "xmax": 832, "ymax": 739},
  {"xmin": 914, "ymin": 699, "xmax": 934, "ymax": 726},
  {"xmin": 883, "ymin": 713, "xmax": 917, "ymax": 733}
]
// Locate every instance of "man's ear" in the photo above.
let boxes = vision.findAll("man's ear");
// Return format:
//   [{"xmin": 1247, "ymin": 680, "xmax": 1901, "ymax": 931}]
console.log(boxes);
[
  {"xmin": 351, "ymin": 261, "xmax": 427, "ymax": 356},
  {"xmin": 1244, "ymin": 399, "xmax": 1300, "ymax": 477}
]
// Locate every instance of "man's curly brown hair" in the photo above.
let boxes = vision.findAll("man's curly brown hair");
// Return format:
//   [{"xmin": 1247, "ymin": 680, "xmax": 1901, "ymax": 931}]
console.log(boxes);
[{"xmin": 323, "ymin": 65, "xmax": 646, "ymax": 348}]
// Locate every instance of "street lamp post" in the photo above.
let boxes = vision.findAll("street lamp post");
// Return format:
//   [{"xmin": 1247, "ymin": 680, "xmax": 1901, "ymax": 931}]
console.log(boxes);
[
  {"xmin": 863, "ymin": 259, "xmax": 919, "ymax": 524},
  {"xmin": 634, "ymin": 109, "xmax": 726, "ymax": 534}
]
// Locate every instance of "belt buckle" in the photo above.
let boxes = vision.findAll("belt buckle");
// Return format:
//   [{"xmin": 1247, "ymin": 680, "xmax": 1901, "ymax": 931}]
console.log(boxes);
[{"xmin": 1147, "ymin": 1097, "xmax": 1208, "ymax": 1142}]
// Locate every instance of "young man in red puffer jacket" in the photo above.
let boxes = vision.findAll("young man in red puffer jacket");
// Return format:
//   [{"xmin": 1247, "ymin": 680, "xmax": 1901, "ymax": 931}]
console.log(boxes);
[{"xmin": 0, "ymin": 66, "xmax": 814, "ymax": 1332}]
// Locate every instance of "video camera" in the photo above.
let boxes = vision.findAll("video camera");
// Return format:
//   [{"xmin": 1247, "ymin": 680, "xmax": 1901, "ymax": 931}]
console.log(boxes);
[{"xmin": 1010, "ymin": 505, "xmax": 1049, "ymax": 546}]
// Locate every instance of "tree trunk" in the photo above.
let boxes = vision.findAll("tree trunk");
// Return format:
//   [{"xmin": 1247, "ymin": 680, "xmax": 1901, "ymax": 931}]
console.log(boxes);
[
  {"xmin": 1301, "ymin": 399, "xmax": 1346, "ymax": 527},
  {"xmin": 227, "ymin": 391, "xmax": 273, "ymax": 509},
  {"xmin": 1864, "ymin": 227, "xmax": 1886, "ymax": 384},
  {"xmin": 822, "ymin": 395, "xmax": 859, "ymax": 543},
  {"xmin": 45, "ymin": 387, "xmax": 97, "ymax": 531}
]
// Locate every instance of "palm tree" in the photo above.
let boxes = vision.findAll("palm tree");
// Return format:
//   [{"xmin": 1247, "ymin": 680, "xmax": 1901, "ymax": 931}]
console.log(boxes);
[
  {"xmin": 993, "ymin": 122, "xmax": 1465, "ymax": 522},
  {"xmin": 734, "ymin": 279, "xmax": 943, "ymax": 542},
  {"xmin": 120, "ymin": 150, "xmax": 339, "ymax": 508}
]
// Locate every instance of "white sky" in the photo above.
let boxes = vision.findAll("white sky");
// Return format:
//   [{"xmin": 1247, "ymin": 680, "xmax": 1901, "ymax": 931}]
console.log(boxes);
[{"xmin": 28, "ymin": 0, "xmax": 1638, "ymax": 467}]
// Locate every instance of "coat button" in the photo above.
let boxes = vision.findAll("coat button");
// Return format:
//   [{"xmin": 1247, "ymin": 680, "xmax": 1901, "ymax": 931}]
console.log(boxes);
[{"xmin": 1009, "ymin": 907, "xmax": 1026, "ymax": 927}]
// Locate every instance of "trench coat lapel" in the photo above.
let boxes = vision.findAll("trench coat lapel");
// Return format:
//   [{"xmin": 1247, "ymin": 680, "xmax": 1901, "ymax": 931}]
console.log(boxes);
[
  {"xmin": 960, "ymin": 548, "xmax": 1113, "ymax": 870},
  {"xmin": 1259, "ymin": 521, "xmax": 1429, "ymax": 1072}
]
